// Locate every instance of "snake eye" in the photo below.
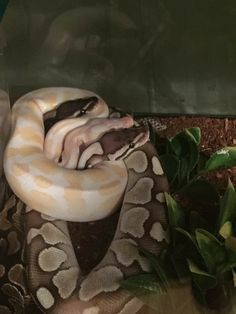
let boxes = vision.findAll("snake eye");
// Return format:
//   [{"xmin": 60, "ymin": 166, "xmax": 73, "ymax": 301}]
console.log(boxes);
[
  {"xmin": 80, "ymin": 109, "xmax": 87, "ymax": 115},
  {"xmin": 129, "ymin": 142, "xmax": 135, "ymax": 149}
]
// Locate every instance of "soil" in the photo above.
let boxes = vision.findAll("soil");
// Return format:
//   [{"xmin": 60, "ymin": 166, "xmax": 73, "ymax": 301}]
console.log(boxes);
[
  {"xmin": 158, "ymin": 116, "xmax": 236, "ymax": 187},
  {"xmin": 69, "ymin": 115, "xmax": 236, "ymax": 274}
]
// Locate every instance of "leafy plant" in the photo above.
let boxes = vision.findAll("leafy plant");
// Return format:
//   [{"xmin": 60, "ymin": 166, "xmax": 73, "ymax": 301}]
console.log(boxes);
[
  {"xmin": 121, "ymin": 126, "xmax": 236, "ymax": 313},
  {"xmin": 149, "ymin": 125, "xmax": 236, "ymax": 193}
]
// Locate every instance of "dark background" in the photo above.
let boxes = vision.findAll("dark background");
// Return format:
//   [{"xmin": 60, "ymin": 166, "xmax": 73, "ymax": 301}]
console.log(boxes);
[{"xmin": 2, "ymin": 0, "xmax": 236, "ymax": 115}]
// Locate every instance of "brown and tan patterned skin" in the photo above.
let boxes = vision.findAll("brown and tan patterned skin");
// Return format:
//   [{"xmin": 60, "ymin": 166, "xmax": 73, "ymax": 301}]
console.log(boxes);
[
  {"xmin": 0, "ymin": 184, "xmax": 42, "ymax": 314},
  {"xmin": 2, "ymin": 88, "xmax": 169, "ymax": 313}
]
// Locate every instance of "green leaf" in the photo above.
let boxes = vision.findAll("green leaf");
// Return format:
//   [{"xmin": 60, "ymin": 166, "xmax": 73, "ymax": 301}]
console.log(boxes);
[
  {"xmin": 121, "ymin": 274, "xmax": 167, "ymax": 310},
  {"xmin": 197, "ymin": 153, "xmax": 209, "ymax": 173},
  {"xmin": 187, "ymin": 259, "xmax": 217, "ymax": 291},
  {"xmin": 180, "ymin": 179, "xmax": 220, "ymax": 206},
  {"xmin": 165, "ymin": 193, "xmax": 185, "ymax": 238},
  {"xmin": 219, "ymin": 221, "xmax": 233, "ymax": 239},
  {"xmin": 138, "ymin": 248, "xmax": 171, "ymax": 287},
  {"xmin": 220, "ymin": 237, "xmax": 236, "ymax": 272},
  {"xmin": 176, "ymin": 227, "xmax": 198, "ymax": 246},
  {"xmin": 185, "ymin": 127, "xmax": 201, "ymax": 145},
  {"xmin": 175, "ymin": 227, "xmax": 205, "ymax": 267},
  {"xmin": 225, "ymin": 236, "xmax": 236, "ymax": 252},
  {"xmin": 158, "ymin": 248, "xmax": 189, "ymax": 282},
  {"xmin": 123, "ymin": 274, "xmax": 202, "ymax": 313},
  {"xmin": 195, "ymin": 229, "xmax": 226, "ymax": 274},
  {"xmin": 169, "ymin": 128, "xmax": 200, "ymax": 156},
  {"xmin": 217, "ymin": 179, "xmax": 236, "ymax": 232},
  {"xmin": 0, "ymin": 0, "xmax": 9, "ymax": 23},
  {"xmin": 232, "ymin": 269, "xmax": 236, "ymax": 287},
  {"xmin": 181, "ymin": 146, "xmax": 199, "ymax": 185},
  {"xmin": 159, "ymin": 154, "xmax": 179, "ymax": 184},
  {"xmin": 205, "ymin": 147, "xmax": 236, "ymax": 171},
  {"xmin": 168, "ymin": 245, "xmax": 190, "ymax": 282},
  {"xmin": 173, "ymin": 137, "xmax": 198, "ymax": 162},
  {"xmin": 162, "ymin": 128, "xmax": 201, "ymax": 188},
  {"xmin": 225, "ymin": 237, "xmax": 236, "ymax": 269},
  {"xmin": 189, "ymin": 211, "xmax": 211, "ymax": 232},
  {"xmin": 168, "ymin": 130, "xmax": 200, "ymax": 187},
  {"xmin": 121, "ymin": 274, "xmax": 165, "ymax": 294},
  {"xmin": 156, "ymin": 136, "xmax": 171, "ymax": 156}
]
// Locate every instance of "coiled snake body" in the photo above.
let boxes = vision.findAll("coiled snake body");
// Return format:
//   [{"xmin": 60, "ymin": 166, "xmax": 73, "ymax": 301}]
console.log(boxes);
[{"xmin": 1, "ymin": 88, "xmax": 169, "ymax": 313}]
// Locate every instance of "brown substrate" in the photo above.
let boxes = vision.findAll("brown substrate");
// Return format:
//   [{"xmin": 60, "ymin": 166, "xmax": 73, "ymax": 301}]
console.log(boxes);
[
  {"xmin": 159, "ymin": 116, "xmax": 236, "ymax": 151},
  {"xmin": 69, "ymin": 115, "xmax": 236, "ymax": 274},
  {"xmin": 158, "ymin": 116, "xmax": 236, "ymax": 187}
]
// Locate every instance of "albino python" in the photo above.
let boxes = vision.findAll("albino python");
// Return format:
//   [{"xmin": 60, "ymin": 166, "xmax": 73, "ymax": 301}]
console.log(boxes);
[{"xmin": 1, "ymin": 88, "xmax": 169, "ymax": 313}]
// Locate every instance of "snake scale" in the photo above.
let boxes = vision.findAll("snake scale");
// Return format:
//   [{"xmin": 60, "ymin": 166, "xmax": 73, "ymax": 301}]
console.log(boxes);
[{"xmin": 0, "ymin": 88, "xmax": 169, "ymax": 313}]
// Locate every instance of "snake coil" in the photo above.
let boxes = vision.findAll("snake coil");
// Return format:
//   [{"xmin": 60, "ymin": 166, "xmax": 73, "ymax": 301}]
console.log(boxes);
[{"xmin": 2, "ymin": 88, "xmax": 169, "ymax": 313}]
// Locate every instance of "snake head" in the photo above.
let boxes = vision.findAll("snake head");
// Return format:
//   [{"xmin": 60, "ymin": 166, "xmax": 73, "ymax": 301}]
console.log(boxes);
[
  {"xmin": 71, "ymin": 97, "xmax": 103, "ymax": 118},
  {"xmin": 44, "ymin": 96, "xmax": 109, "ymax": 133},
  {"xmin": 94, "ymin": 124, "xmax": 149, "ymax": 162},
  {"xmin": 86, "ymin": 125, "xmax": 149, "ymax": 168}
]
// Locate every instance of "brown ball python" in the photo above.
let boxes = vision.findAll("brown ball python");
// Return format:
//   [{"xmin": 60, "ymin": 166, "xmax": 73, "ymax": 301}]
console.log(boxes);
[{"xmin": 1, "ymin": 88, "xmax": 169, "ymax": 313}]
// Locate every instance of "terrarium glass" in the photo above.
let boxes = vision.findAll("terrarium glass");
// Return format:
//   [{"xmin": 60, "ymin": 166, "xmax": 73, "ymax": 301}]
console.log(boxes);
[
  {"xmin": 1, "ymin": 2, "xmax": 236, "ymax": 314},
  {"xmin": 0, "ymin": 30, "xmax": 10, "ymax": 203},
  {"xmin": 2, "ymin": 0, "xmax": 236, "ymax": 115}
]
